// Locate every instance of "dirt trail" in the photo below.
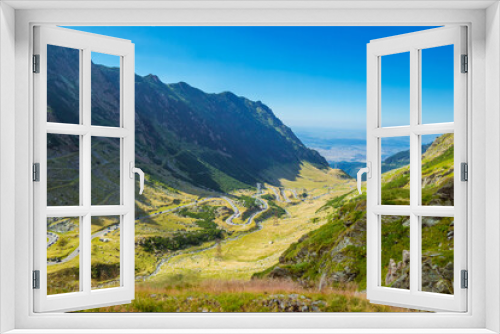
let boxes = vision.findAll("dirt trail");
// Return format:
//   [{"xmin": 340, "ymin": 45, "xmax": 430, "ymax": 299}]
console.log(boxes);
[{"xmin": 99, "ymin": 192, "xmax": 270, "ymax": 287}]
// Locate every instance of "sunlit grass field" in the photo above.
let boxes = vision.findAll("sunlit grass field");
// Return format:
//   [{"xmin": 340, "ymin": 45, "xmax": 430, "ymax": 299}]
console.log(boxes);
[{"xmin": 49, "ymin": 164, "xmax": 362, "ymax": 310}]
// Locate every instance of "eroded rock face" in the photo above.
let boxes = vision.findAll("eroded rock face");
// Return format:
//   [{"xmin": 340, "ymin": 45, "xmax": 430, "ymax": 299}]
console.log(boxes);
[
  {"xmin": 268, "ymin": 266, "xmax": 291, "ymax": 279},
  {"xmin": 385, "ymin": 259, "xmax": 399, "ymax": 286},
  {"xmin": 421, "ymin": 259, "xmax": 453, "ymax": 294},
  {"xmin": 383, "ymin": 250, "xmax": 453, "ymax": 294},
  {"xmin": 49, "ymin": 219, "xmax": 78, "ymax": 233}
]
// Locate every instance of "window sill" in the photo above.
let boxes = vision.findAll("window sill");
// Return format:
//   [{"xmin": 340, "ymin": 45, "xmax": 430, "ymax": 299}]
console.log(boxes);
[{"xmin": 3, "ymin": 330, "xmax": 498, "ymax": 334}]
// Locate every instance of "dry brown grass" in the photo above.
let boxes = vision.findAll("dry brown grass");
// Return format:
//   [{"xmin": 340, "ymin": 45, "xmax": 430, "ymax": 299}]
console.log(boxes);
[
  {"xmin": 131, "ymin": 279, "xmax": 301, "ymax": 296},
  {"xmin": 137, "ymin": 279, "xmax": 412, "ymax": 311},
  {"xmin": 82, "ymin": 279, "xmax": 418, "ymax": 313},
  {"xmin": 196, "ymin": 278, "xmax": 305, "ymax": 294}
]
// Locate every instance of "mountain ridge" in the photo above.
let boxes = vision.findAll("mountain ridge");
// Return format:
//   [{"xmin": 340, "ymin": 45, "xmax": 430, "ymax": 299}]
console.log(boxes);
[{"xmin": 47, "ymin": 45, "xmax": 329, "ymax": 195}]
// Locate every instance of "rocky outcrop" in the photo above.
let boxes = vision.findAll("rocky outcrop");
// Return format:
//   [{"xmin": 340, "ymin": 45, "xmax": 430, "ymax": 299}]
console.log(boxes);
[
  {"xmin": 385, "ymin": 250, "xmax": 410, "ymax": 289},
  {"xmin": 384, "ymin": 250, "xmax": 453, "ymax": 294},
  {"xmin": 260, "ymin": 294, "xmax": 326, "ymax": 312},
  {"xmin": 268, "ymin": 266, "xmax": 292, "ymax": 279},
  {"xmin": 48, "ymin": 219, "xmax": 78, "ymax": 233},
  {"xmin": 421, "ymin": 259, "xmax": 453, "ymax": 294}
]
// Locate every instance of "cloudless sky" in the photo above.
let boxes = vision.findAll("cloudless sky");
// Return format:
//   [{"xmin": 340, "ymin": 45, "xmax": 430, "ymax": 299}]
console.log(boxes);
[{"xmin": 70, "ymin": 26, "xmax": 453, "ymax": 134}]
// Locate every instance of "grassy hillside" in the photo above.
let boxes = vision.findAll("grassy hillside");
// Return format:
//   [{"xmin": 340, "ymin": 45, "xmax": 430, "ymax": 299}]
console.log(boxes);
[{"xmin": 256, "ymin": 134, "xmax": 455, "ymax": 295}]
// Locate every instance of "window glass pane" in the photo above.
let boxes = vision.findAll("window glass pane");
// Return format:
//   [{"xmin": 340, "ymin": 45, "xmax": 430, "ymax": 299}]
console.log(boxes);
[
  {"xmin": 91, "ymin": 52, "xmax": 121, "ymax": 127},
  {"xmin": 91, "ymin": 137, "xmax": 121, "ymax": 206},
  {"xmin": 381, "ymin": 52, "xmax": 410, "ymax": 127},
  {"xmin": 421, "ymin": 216, "xmax": 454, "ymax": 295},
  {"xmin": 421, "ymin": 134, "xmax": 454, "ymax": 206},
  {"xmin": 47, "ymin": 134, "xmax": 79, "ymax": 206},
  {"xmin": 47, "ymin": 217, "xmax": 80, "ymax": 295},
  {"xmin": 381, "ymin": 215, "xmax": 410, "ymax": 290},
  {"xmin": 381, "ymin": 136, "xmax": 410, "ymax": 205},
  {"xmin": 421, "ymin": 45, "xmax": 454, "ymax": 124},
  {"xmin": 47, "ymin": 45, "xmax": 80, "ymax": 124},
  {"xmin": 91, "ymin": 216, "xmax": 121, "ymax": 289}
]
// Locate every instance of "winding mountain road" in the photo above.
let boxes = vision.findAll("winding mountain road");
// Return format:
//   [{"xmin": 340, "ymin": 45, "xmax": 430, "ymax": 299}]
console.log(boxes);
[
  {"xmin": 280, "ymin": 188, "xmax": 291, "ymax": 203},
  {"xmin": 139, "ymin": 197, "xmax": 215, "ymax": 220},
  {"xmin": 47, "ymin": 224, "xmax": 119, "ymax": 266},
  {"xmin": 133, "ymin": 189, "xmax": 270, "ymax": 284},
  {"xmin": 288, "ymin": 188, "xmax": 299, "ymax": 200},
  {"xmin": 267, "ymin": 186, "xmax": 282, "ymax": 202},
  {"xmin": 48, "ymin": 191, "xmax": 270, "ymax": 265},
  {"xmin": 222, "ymin": 194, "xmax": 269, "ymax": 226},
  {"xmin": 221, "ymin": 196, "xmax": 242, "ymax": 226},
  {"xmin": 47, "ymin": 232, "xmax": 59, "ymax": 249}
]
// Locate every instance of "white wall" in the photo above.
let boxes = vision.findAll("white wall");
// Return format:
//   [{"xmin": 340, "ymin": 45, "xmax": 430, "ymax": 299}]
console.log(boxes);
[
  {"xmin": 4, "ymin": 4, "xmax": 494, "ymax": 332},
  {"xmin": 486, "ymin": 2, "xmax": 500, "ymax": 333},
  {"xmin": 0, "ymin": 2, "xmax": 16, "ymax": 333}
]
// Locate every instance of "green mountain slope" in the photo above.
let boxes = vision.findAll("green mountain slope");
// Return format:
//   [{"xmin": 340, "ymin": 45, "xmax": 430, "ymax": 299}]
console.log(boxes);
[
  {"xmin": 381, "ymin": 142, "xmax": 432, "ymax": 174},
  {"xmin": 46, "ymin": 45, "xmax": 328, "ymax": 196},
  {"xmin": 330, "ymin": 143, "xmax": 432, "ymax": 179},
  {"xmin": 256, "ymin": 134, "xmax": 455, "ymax": 294}
]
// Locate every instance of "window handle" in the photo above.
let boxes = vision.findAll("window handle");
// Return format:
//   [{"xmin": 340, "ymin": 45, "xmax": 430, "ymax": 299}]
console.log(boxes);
[
  {"xmin": 129, "ymin": 162, "xmax": 145, "ymax": 195},
  {"xmin": 357, "ymin": 162, "xmax": 371, "ymax": 194}
]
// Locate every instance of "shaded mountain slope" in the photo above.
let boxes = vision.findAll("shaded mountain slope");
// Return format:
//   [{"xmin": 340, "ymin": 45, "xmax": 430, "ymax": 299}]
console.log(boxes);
[{"xmin": 46, "ymin": 45, "xmax": 328, "ymax": 194}]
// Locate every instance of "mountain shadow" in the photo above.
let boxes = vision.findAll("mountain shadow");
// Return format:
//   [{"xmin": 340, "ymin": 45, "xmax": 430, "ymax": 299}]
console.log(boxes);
[{"xmin": 46, "ymin": 45, "xmax": 328, "ymax": 194}]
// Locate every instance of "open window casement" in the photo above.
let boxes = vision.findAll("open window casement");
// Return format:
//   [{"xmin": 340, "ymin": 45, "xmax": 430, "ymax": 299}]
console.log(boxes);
[
  {"xmin": 33, "ymin": 26, "xmax": 140, "ymax": 312},
  {"xmin": 365, "ymin": 26, "xmax": 467, "ymax": 312}
]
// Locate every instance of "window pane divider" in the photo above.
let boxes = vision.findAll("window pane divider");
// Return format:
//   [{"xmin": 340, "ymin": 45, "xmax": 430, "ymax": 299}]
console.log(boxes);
[
  {"xmin": 412, "ymin": 206, "xmax": 455, "ymax": 217},
  {"xmin": 373, "ymin": 205, "xmax": 411, "ymax": 215},
  {"xmin": 90, "ymin": 205, "xmax": 130, "ymax": 216},
  {"xmin": 373, "ymin": 126, "xmax": 411, "ymax": 138},
  {"xmin": 46, "ymin": 123, "xmax": 129, "ymax": 138},
  {"xmin": 90, "ymin": 126, "xmax": 130, "ymax": 138},
  {"xmin": 46, "ymin": 205, "xmax": 130, "ymax": 217},
  {"xmin": 373, "ymin": 123, "xmax": 455, "ymax": 138},
  {"xmin": 46, "ymin": 206, "xmax": 88, "ymax": 217},
  {"xmin": 373, "ymin": 206, "xmax": 454, "ymax": 217},
  {"xmin": 82, "ymin": 47, "xmax": 92, "ymax": 296},
  {"xmin": 413, "ymin": 123, "xmax": 454, "ymax": 135},
  {"xmin": 409, "ymin": 46, "xmax": 420, "ymax": 296}
]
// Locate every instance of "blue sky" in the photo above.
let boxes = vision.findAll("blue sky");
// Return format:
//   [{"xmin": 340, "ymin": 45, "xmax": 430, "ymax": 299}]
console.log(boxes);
[{"xmin": 70, "ymin": 26, "xmax": 454, "ymax": 136}]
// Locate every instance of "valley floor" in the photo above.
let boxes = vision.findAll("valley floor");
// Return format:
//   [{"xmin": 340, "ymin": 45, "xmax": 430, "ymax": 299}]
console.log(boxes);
[{"xmin": 81, "ymin": 165, "xmax": 411, "ymax": 312}]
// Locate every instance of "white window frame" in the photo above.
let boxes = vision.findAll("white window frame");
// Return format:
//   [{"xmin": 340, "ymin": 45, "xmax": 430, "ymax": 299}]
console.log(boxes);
[
  {"xmin": 366, "ymin": 26, "xmax": 468, "ymax": 312},
  {"xmin": 33, "ymin": 26, "xmax": 136, "ymax": 312},
  {"xmin": 0, "ymin": 1, "xmax": 498, "ymax": 333}
]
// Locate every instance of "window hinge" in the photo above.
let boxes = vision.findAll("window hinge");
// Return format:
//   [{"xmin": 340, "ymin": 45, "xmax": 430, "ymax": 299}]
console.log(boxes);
[
  {"xmin": 33, "ymin": 54, "xmax": 40, "ymax": 73},
  {"xmin": 461, "ymin": 162, "xmax": 468, "ymax": 182},
  {"xmin": 461, "ymin": 270, "xmax": 468, "ymax": 289},
  {"xmin": 33, "ymin": 270, "xmax": 40, "ymax": 289},
  {"xmin": 461, "ymin": 54, "xmax": 468, "ymax": 73},
  {"xmin": 33, "ymin": 163, "xmax": 40, "ymax": 182}
]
